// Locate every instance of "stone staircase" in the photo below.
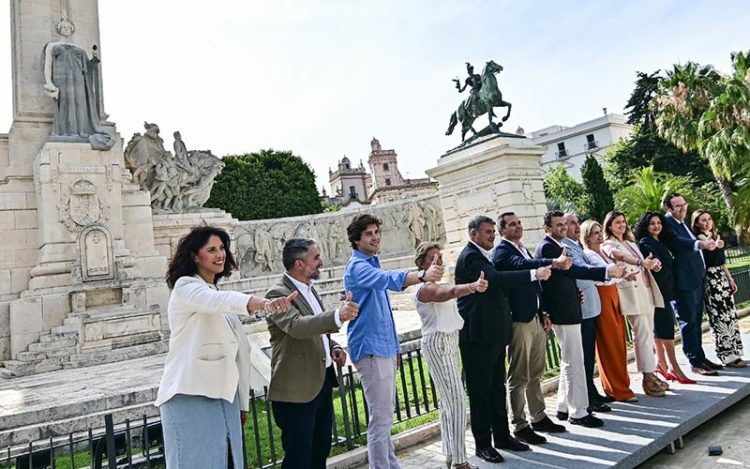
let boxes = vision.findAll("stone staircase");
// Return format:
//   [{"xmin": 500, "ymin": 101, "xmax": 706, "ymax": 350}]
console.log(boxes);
[{"xmin": 1, "ymin": 305, "xmax": 166, "ymax": 379}]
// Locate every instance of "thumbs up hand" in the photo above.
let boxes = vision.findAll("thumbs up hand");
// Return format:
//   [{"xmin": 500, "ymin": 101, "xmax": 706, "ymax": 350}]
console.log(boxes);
[
  {"xmin": 536, "ymin": 266, "xmax": 552, "ymax": 281},
  {"xmin": 471, "ymin": 270, "xmax": 489, "ymax": 293},
  {"xmin": 552, "ymin": 247, "xmax": 573, "ymax": 270},
  {"xmin": 266, "ymin": 291, "xmax": 299, "ymax": 314},
  {"xmin": 424, "ymin": 253, "xmax": 444, "ymax": 282},
  {"xmin": 338, "ymin": 291, "xmax": 359, "ymax": 322},
  {"xmin": 716, "ymin": 235, "xmax": 725, "ymax": 249},
  {"xmin": 641, "ymin": 252, "xmax": 660, "ymax": 271}
]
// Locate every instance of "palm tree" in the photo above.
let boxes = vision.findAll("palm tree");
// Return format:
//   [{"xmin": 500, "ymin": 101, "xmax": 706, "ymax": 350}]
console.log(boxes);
[
  {"xmin": 652, "ymin": 52, "xmax": 750, "ymax": 223},
  {"xmin": 615, "ymin": 166, "xmax": 694, "ymax": 223}
]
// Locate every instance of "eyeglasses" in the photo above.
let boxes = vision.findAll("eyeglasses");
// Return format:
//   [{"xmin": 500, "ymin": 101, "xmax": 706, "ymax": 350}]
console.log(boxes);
[{"xmin": 672, "ymin": 203, "xmax": 688, "ymax": 209}]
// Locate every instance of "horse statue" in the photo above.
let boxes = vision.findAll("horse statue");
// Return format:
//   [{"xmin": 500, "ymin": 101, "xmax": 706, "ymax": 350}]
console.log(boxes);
[{"xmin": 446, "ymin": 60, "xmax": 512, "ymax": 143}]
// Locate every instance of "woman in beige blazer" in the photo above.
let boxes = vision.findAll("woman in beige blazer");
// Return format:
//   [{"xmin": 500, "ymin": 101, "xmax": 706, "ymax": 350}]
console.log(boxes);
[
  {"xmin": 155, "ymin": 225, "xmax": 295, "ymax": 469},
  {"xmin": 601, "ymin": 211, "xmax": 669, "ymax": 398}
]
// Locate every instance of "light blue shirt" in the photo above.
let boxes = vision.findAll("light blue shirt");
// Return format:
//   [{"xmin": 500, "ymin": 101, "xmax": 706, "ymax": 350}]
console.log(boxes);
[
  {"xmin": 343, "ymin": 249, "xmax": 408, "ymax": 363},
  {"xmin": 562, "ymin": 238, "xmax": 601, "ymax": 320}
]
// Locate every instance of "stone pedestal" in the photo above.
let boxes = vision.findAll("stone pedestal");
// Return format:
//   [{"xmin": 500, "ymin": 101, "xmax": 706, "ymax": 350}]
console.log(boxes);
[{"xmin": 426, "ymin": 135, "xmax": 548, "ymax": 250}]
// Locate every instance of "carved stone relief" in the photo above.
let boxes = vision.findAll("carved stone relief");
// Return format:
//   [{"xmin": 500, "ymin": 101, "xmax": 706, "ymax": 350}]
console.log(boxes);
[
  {"xmin": 58, "ymin": 179, "xmax": 109, "ymax": 232},
  {"xmin": 79, "ymin": 225, "xmax": 115, "ymax": 281}
]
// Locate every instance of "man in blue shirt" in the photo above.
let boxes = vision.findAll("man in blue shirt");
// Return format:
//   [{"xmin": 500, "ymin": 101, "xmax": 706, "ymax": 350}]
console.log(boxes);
[{"xmin": 344, "ymin": 214, "xmax": 442, "ymax": 468}]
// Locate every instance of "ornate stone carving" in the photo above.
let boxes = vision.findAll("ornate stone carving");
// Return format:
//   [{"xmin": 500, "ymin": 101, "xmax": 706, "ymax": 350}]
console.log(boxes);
[
  {"xmin": 79, "ymin": 225, "xmax": 115, "ymax": 281},
  {"xmin": 58, "ymin": 179, "xmax": 108, "ymax": 232},
  {"xmin": 124, "ymin": 123, "xmax": 225, "ymax": 213}
]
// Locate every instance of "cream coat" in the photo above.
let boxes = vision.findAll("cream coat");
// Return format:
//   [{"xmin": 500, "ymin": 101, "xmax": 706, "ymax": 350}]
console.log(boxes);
[
  {"xmin": 155, "ymin": 276, "xmax": 253, "ymax": 411},
  {"xmin": 601, "ymin": 238, "xmax": 664, "ymax": 316}
]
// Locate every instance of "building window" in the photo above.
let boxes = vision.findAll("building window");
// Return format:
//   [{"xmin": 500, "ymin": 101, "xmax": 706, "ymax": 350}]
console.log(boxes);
[
  {"xmin": 349, "ymin": 186, "xmax": 357, "ymax": 199},
  {"xmin": 383, "ymin": 163, "xmax": 389, "ymax": 172},
  {"xmin": 556, "ymin": 142, "xmax": 567, "ymax": 158},
  {"xmin": 345, "ymin": 163, "xmax": 350, "ymax": 169},
  {"xmin": 385, "ymin": 178, "xmax": 391, "ymax": 186},
  {"xmin": 585, "ymin": 134, "xmax": 597, "ymax": 150}
]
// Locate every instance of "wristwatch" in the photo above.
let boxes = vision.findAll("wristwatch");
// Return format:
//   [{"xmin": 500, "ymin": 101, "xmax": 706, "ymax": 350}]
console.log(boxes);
[{"xmin": 417, "ymin": 270, "xmax": 427, "ymax": 282}]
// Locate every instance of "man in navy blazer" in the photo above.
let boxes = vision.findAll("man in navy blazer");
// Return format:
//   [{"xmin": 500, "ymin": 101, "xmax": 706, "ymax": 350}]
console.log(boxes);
[
  {"xmin": 662, "ymin": 193, "xmax": 721, "ymax": 375},
  {"xmin": 493, "ymin": 212, "xmax": 571, "ymax": 445},
  {"xmin": 535, "ymin": 211, "xmax": 625, "ymax": 428},
  {"xmin": 455, "ymin": 215, "xmax": 541, "ymax": 463}
]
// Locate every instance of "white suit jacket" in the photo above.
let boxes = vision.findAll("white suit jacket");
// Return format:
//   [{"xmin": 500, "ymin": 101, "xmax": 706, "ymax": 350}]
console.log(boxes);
[{"xmin": 155, "ymin": 276, "xmax": 254, "ymax": 411}]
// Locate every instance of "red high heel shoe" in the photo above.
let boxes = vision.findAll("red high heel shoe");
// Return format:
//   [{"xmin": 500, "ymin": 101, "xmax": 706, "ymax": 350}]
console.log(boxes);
[
  {"xmin": 670, "ymin": 370, "xmax": 697, "ymax": 385},
  {"xmin": 656, "ymin": 364, "xmax": 674, "ymax": 382}
]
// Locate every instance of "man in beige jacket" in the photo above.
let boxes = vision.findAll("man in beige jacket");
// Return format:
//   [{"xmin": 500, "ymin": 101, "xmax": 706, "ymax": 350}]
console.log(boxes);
[{"xmin": 266, "ymin": 238, "xmax": 359, "ymax": 469}]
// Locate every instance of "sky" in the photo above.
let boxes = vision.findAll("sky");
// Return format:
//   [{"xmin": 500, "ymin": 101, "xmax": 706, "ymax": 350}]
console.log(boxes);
[{"xmin": 0, "ymin": 1, "xmax": 749, "ymax": 191}]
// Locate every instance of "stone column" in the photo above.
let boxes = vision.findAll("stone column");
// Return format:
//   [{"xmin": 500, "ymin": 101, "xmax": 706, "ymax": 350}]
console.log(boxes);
[{"xmin": 426, "ymin": 135, "xmax": 548, "ymax": 250}]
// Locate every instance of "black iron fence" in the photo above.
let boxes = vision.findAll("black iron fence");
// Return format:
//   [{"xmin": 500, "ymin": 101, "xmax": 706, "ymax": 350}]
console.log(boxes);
[
  {"xmin": 726, "ymin": 246, "xmax": 750, "ymax": 266},
  {"xmin": 5, "ymin": 267, "xmax": 750, "ymax": 468}
]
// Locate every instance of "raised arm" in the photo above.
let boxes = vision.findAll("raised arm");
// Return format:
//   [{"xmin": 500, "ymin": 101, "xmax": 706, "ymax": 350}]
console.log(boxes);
[
  {"xmin": 463, "ymin": 252, "xmax": 532, "ymax": 288},
  {"xmin": 345, "ymin": 260, "xmax": 409, "ymax": 292},
  {"xmin": 493, "ymin": 245, "xmax": 552, "ymax": 270},
  {"xmin": 418, "ymin": 271, "xmax": 487, "ymax": 303},
  {"xmin": 174, "ymin": 277, "xmax": 295, "ymax": 316}
]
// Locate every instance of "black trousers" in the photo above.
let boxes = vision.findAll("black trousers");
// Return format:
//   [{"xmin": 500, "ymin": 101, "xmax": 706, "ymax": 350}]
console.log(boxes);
[
  {"xmin": 675, "ymin": 287, "xmax": 707, "ymax": 366},
  {"xmin": 272, "ymin": 371, "xmax": 334, "ymax": 469},
  {"xmin": 460, "ymin": 342, "xmax": 508, "ymax": 449},
  {"xmin": 581, "ymin": 316, "xmax": 600, "ymax": 404}
]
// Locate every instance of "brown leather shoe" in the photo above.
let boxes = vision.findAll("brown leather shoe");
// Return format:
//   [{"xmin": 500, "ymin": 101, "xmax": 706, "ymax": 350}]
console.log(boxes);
[
  {"xmin": 692, "ymin": 363, "xmax": 719, "ymax": 376},
  {"xmin": 726, "ymin": 358, "xmax": 747, "ymax": 368},
  {"xmin": 475, "ymin": 447, "xmax": 504, "ymax": 463}
]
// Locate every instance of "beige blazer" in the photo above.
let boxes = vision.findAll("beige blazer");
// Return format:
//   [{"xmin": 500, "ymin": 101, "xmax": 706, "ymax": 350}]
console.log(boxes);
[
  {"xmin": 266, "ymin": 275, "xmax": 341, "ymax": 403},
  {"xmin": 602, "ymin": 238, "xmax": 664, "ymax": 315},
  {"xmin": 155, "ymin": 276, "xmax": 253, "ymax": 411}
]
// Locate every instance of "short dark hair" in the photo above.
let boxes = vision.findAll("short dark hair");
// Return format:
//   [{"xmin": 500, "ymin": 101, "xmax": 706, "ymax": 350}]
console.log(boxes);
[
  {"xmin": 544, "ymin": 211, "xmax": 564, "ymax": 228},
  {"xmin": 663, "ymin": 192, "xmax": 683, "ymax": 210},
  {"xmin": 282, "ymin": 238, "xmax": 316, "ymax": 270},
  {"xmin": 498, "ymin": 212, "xmax": 515, "ymax": 230},
  {"xmin": 467, "ymin": 215, "xmax": 494, "ymax": 234},
  {"xmin": 633, "ymin": 211, "xmax": 665, "ymax": 241},
  {"xmin": 166, "ymin": 225, "xmax": 237, "ymax": 288},
  {"xmin": 347, "ymin": 214, "xmax": 382, "ymax": 249}
]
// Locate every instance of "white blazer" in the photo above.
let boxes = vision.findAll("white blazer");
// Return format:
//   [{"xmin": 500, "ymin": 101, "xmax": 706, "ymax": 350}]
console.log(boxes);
[{"xmin": 155, "ymin": 276, "xmax": 254, "ymax": 411}]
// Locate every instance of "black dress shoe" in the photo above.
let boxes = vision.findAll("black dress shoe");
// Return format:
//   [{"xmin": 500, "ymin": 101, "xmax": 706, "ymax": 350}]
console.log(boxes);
[
  {"xmin": 569, "ymin": 414, "xmax": 604, "ymax": 428},
  {"xmin": 692, "ymin": 363, "xmax": 719, "ymax": 376},
  {"xmin": 531, "ymin": 416, "xmax": 566, "ymax": 433},
  {"xmin": 514, "ymin": 426, "xmax": 547, "ymax": 445},
  {"xmin": 556, "ymin": 410, "xmax": 569, "ymax": 421},
  {"xmin": 588, "ymin": 402, "xmax": 612, "ymax": 413},
  {"xmin": 495, "ymin": 435, "xmax": 530, "ymax": 452},
  {"xmin": 596, "ymin": 394, "xmax": 615, "ymax": 403},
  {"xmin": 475, "ymin": 446, "xmax": 504, "ymax": 463},
  {"xmin": 704, "ymin": 359, "xmax": 724, "ymax": 370}
]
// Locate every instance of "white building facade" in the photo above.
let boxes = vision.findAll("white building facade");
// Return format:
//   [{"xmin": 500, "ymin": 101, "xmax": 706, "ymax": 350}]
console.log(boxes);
[{"xmin": 530, "ymin": 113, "xmax": 632, "ymax": 180}]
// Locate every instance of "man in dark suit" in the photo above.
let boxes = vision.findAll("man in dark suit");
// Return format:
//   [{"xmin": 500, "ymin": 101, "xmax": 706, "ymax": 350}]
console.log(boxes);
[
  {"xmin": 535, "ymin": 211, "xmax": 625, "ymax": 428},
  {"xmin": 493, "ymin": 212, "xmax": 571, "ymax": 445},
  {"xmin": 661, "ymin": 193, "xmax": 721, "ymax": 375},
  {"xmin": 455, "ymin": 215, "xmax": 546, "ymax": 463},
  {"xmin": 266, "ymin": 238, "xmax": 359, "ymax": 469}
]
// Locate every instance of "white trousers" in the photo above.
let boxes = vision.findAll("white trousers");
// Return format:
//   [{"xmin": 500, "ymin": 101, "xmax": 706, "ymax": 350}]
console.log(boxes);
[
  {"xmin": 626, "ymin": 313, "xmax": 657, "ymax": 373},
  {"xmin": 553, "ymin": 324, "xmax": 589, "ymax": 419}
]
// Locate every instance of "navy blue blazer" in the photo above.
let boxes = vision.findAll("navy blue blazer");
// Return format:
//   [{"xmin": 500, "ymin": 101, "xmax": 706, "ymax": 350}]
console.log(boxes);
[
  {"xmin": 534, "ymin": 236, "xmax": 606, "ymax": 325},
  {"xmin": 455, "ymin": 242, "xmax": 532, "ymax": 346},
  {"xmin": 492, "ymin": 239, "xmax": 551, "ymax": 323},
  {"xmin": 662, "ymin": 214, "xmax": 706, "ymax": 290}
]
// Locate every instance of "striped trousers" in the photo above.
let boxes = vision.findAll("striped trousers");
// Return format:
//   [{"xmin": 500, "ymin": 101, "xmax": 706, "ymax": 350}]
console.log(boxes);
[{"xmin": 422, "ymin": 331, "xmax": 468, "ymax": 465}]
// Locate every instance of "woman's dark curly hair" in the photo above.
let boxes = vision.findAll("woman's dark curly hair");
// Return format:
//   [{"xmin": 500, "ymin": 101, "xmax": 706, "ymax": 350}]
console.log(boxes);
[
  {"xmin": 633, "ymin": 211, "xmax": 666, "ymax": 241},
  {"xmin": 166, "ymin": 225, "xmax": 237, "ymax": 288}
]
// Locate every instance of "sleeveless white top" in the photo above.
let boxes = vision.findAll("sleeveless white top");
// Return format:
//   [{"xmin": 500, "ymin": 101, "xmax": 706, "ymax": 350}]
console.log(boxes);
[{"xmin": 414, "ymin": 282, "xmax": 465, "ymax": 335}]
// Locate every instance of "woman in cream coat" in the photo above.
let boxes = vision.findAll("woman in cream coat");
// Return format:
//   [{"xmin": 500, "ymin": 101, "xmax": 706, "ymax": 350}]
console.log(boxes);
[
  {"xmin": 601, "ymin": 211, "xmax": 669, "ymax": 398},
  {"xmin": 155, "ymin": 226, "xmax": 295, "ymax": 469}
]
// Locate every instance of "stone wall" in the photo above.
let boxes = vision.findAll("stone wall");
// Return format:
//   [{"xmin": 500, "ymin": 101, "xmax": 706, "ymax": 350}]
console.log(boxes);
[{"xmin": 234, "ymin": 194, "xmax": 446, "ymax": 277}]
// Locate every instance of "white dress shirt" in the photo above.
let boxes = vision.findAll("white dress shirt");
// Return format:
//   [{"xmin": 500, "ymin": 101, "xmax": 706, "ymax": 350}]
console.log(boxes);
[{"xmin": 285, "ymin": 274, "xmax": 341, "ymax": 368}]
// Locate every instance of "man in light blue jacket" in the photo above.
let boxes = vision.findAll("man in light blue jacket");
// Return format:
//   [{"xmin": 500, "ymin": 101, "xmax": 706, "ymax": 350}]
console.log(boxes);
[{"xmin": 562, "ymin": 213, "xmax": 613, "ymax": 413}]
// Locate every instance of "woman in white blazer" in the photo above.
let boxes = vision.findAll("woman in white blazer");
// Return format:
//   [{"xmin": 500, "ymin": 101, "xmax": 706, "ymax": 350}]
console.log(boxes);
[
  {"xmin": 155, "ymin": 226, "xmax": 296, "ymax": 469},
  {"xmin": 601, "ymin": 211, "xmax": 669, "ymax": 398}
]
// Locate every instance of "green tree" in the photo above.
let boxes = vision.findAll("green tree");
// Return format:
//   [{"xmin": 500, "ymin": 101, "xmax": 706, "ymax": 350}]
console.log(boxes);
[
  {"xmin": 653, "ymin": 52, "xmax": 750, "ymax": 218},
  {"xmin": 614, "ymin": 166, "xmax": 695, "ymax": 223},
  {"xmin": 206, "ymin": 149, "xmax": 323, "ymax": 220},
  {"xmin": 579, "ymin": 155, "xmax": 614, "ymax": 221},
  {"xmin": 543, "ymin": 165, "xmax": 584, "ymax": 214}
]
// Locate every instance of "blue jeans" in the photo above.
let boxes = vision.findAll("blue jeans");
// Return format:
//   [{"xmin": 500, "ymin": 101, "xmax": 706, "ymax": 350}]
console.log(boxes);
[{"xmin": 160, "ymin": 392, "xmax": 243, "ymax": 469}]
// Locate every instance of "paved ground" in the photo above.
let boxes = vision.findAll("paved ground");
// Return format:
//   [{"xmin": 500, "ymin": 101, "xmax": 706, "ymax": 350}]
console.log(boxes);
[{"xmin": 353, "ymin": 318, "xmax": 750, "ymax": 469}]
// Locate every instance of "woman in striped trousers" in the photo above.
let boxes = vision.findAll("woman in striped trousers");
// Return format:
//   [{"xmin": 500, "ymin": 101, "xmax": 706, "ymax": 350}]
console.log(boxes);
[{"xmin": 413, "ymin": 242, "xmax": 488, "ymax": 469}]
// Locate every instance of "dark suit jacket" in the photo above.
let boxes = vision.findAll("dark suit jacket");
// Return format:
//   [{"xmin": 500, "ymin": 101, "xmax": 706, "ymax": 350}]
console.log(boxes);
[
  {"xmin": 492, "ymin": 239, "xmax": 551, "ymax": 323},
  {"xmin": 662, "ymin": 214, "xmax": 706, "ymax": 290},
  {"xmin": 266, "ymin": 275, "xmax": 341, "ymax": 403},
  {"xmin": 638, "ymin": 236, "xmax": 676, "ymax": 302},
  {"xmin": 534, "ymin": 236, "xmax": 606, "ymax": 325},
  {"xmin": 455, "ymin": 242, "xmax": 532, "ymax": 346}
]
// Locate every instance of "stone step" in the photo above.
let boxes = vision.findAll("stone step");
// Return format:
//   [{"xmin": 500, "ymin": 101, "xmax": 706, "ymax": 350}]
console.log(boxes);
[
  {"xmin": 0, "ymin": 399, "xmax": 160, "ymax": 448},
  {"xmin": 63, "ymin": 341, "xmax": 167, "ymax": 370},
  {"xmin": 80, "ymin": 331, "xmax": 162, "ymax": 353},
  {"xmin": 28, "ymin": 338, "xmax": 77, "ymax": 353},
  {"xmin": 39, "ymin": 331, "xmax": 78, "ymax": 343}
]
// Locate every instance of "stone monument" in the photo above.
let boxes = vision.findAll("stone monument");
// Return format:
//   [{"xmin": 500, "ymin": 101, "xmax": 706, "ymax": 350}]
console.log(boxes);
[
  {"xmin": 431, "ymin": 61, "xmax": 548, "ymax": 252},
  {"xmin": 0, "ymin": 0, "xmax": 169, "ymax": 377}
]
